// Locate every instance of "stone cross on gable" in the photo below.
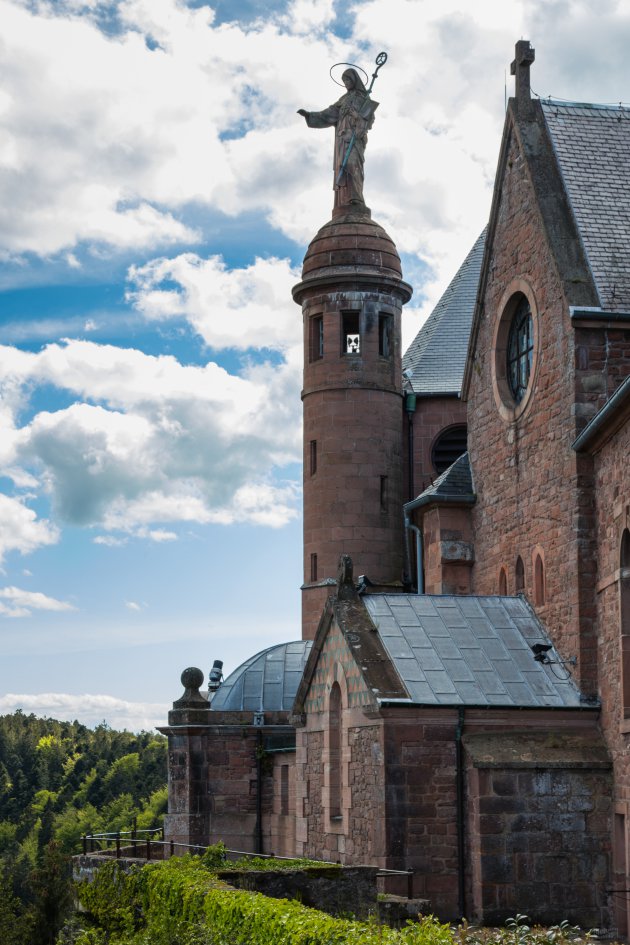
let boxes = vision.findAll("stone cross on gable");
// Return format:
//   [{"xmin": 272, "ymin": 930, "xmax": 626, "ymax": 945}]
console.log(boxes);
[{"xmin": 511, "ymin": 40, "xmax": 536, "ymax": 118}]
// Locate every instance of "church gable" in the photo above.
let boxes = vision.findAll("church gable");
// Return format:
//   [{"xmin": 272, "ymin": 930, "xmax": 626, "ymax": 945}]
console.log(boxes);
[
  {"xmin": 293, "ymin": 561, "xmax": 410, "ymax": 720},
  {"xmin": 460, "ymin": 45, "xmax": 605, "ymax": 695},
  {"xmin": 303, "ymin": 619, "xmax": 372, "ymax": 714}
]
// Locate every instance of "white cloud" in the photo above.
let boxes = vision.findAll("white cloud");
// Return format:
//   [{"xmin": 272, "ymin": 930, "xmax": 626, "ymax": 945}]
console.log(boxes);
[
  {"xmin": 140, "ymin": 528, "xmax": 177, "ymax": 542},
  {"xmin": 127, "ymin": 253, "xmax": 302, "ymax": 351},
  {"xmin": 125, "ymin": 600, "xmax": 142, "ymax": 611},
  {"xmin": 0, "ymin": 323, "xmax": 302, "ymax": 534},
  {"xmin": 93, "ymin": 534, "xmax": 128, "ymax": 547},
  {"xmin": 0, "ymin": 585, "xmax": 75, "ymax": 618},
  {"xmin": 0, "ymin": 691, "xmax": 169, "ymax": 731},
  {"xmin": 0, "ymin": 494, "xmax": 59, "ymax": 562}
]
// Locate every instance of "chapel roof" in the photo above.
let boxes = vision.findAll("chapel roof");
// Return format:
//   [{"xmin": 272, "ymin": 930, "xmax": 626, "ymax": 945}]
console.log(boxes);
[
  {"xmin": 405, "ymin": 451, "xmax": 475, "ymax": 511},
  {"xmin": 209, "ymin": 640, "xmax": 312, "ymax": 712},
  {"xmin": 541, "ymin": 100, "xmax": 630, "ymax": 311},
  {"xmin": 403, "ymin": 230, "xmax": 485, "ymax": 395},
  {"xmin": 363, "ymin": 593, "xmax": 584, "ymax": 709}
]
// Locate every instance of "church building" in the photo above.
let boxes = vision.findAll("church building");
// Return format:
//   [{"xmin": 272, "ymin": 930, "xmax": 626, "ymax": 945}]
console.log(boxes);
[{"xmin": 160, "ymin": 41, "xmax": 630, "ymax": 931}]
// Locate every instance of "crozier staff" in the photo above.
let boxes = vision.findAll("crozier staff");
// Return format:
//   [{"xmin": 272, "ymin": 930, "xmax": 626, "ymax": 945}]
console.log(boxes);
[{"xmin": 297, "ymin": 68, "xmax": 378, "ymax": 211}]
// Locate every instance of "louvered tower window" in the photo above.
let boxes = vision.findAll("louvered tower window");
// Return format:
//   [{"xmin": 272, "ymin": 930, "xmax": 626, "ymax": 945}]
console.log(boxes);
[{"xmin": 431, "ymin": 425, "xmax": 467, "ymax": 475}]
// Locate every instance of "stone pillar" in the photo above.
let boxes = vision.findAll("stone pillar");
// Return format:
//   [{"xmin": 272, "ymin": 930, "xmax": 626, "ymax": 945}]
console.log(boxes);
[
  {"xmin": 293, "ymin": 208, "xmax": 412, "ymax": 640},
  {"xmin": 160, "ymin": 667, "xmax": 212, "ymax": 849}
]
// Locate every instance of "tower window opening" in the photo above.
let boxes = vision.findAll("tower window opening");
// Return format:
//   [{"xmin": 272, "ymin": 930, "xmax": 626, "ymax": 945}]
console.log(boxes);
[
  {"xmin": 379, "ymin": 314, "xmax": 392, "ymax": 357},
  {"xmin": 310, "ymin": 553, "xmax": 318, "ymax": 583},
  {"xmin": 309, "ymin": 315, "xmax": 324, "ymax": 362},
  {"xmin": 499, "ymin": 566, "xmax": 507, "ymax": 596},
  {"xmin": 310, "ymin": 440, "xmax": 317, "ymax": 476},
  {"xmin": 342, "ymin": 312, "xmax": 360, "ymax": 355},
  {"xmin": 380, "ymin": 475, "xmax": 388, "ymax": 511}
]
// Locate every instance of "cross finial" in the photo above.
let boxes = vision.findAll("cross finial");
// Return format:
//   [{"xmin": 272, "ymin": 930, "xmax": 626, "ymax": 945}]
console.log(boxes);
[
  {"xmin": 510, "ymin": 40, "xmax": 535, "ymax": 118},
  {"xmin": 337, "ymin": 553, "xmax": 356, "ymax": 600}
]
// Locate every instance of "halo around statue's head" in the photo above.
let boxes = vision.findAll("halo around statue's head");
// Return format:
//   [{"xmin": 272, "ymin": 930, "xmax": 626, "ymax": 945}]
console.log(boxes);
[{"xmin": 329, "ymin": 61, "xmax": 369, "ymax": 88}]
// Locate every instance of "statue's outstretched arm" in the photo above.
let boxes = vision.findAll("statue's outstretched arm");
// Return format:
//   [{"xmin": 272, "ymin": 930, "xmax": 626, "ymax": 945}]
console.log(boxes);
[{"xmin": 297, "ymin": 104, "xmax": 340, "ymax": 129}]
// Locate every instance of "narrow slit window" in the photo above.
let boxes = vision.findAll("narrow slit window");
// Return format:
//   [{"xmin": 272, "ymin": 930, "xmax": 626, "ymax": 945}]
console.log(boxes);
[
  {"xmin": 515, "ymin": 556, "xmax": 525, "ymax": 593},
  {"xmin": 380, "ymin": 475, "xmax": 388, "ymax": 511},
  {"xmin": 309, "ymin": 315, "xmax": 323, "ymax": 362},
  {"xmin": 379, "ymin": 314, "xmax": 392, "ymax": 357},
  {"xmin": 310, "ymin": 553, "xmax": 318, "ymax": 583},
  {"xmin": 342, "ymin": 312, "xmax": 360, "ymax": 355},
  {"xmin": 499, "ymin": 567, "xmax": 507, "ymax": 596},
  {"xmin": 310, "ymin": 440, "xmax": 317, "ymax": 476},
  {"xmin": 329, "ymin": 682, "xmax": 342, "ymax": 819},
  {"xmin": 280, "ymin": 764, "xmax": 289, "ymax": 815},
  {"xmin": 534, "ymin": 554, "xmax": 545, "ymax": 606}
]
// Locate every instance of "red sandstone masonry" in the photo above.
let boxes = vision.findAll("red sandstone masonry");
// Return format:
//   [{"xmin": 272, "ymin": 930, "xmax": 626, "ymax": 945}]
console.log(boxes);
[
  {"xmin": 588, "ymin": 419, "xmax": 630, "ymax": 932},
  {"xmin": 466, "ymin": 126, "xmax": 597, "ymax": 694}
]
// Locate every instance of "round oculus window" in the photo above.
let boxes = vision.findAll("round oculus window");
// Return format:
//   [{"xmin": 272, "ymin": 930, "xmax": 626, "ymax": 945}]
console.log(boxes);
[{"xmin": 506, "ymin": 296, "xmax": 533, "ymax": 404}]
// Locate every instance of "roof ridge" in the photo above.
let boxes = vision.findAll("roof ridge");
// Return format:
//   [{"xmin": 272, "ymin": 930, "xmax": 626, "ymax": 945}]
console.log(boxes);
[{"xmin": 540, "ymin": 97, "xmax": 630, "ymax": 112}]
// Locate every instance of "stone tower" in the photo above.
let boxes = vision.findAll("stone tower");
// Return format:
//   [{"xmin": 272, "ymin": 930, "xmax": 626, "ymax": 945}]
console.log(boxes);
[{"xmin": 293, "ymin": 207, "xmax": 412, "ymax": 639}]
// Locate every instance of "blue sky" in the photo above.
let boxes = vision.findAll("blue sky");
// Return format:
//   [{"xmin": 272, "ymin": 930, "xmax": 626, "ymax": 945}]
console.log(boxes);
[{"xmin": 1, "ymin": 0, "xmax": 629, "ymax": 730}]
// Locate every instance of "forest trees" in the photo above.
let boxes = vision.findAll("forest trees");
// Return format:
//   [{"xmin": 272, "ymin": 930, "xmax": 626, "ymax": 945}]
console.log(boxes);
[{"xmin": 0, "ymin": 711, "xmax": 167, "ymax": 944}]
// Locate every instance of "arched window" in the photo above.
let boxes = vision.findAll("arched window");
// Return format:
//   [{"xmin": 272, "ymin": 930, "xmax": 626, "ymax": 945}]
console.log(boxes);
[
  {"xmin": 328, "ymin": 682, "xmax": 342, "ymax": 819},
  {"xmin": 534, "ymin": 553, "xmax": 545, "ymax": 606},
  {"xmin": 621, "ymin": 530, "xmax": 630, "ymax": 718},
  {"xmin": 515, "ymin": 556, "xmax": 525, "ymax": 593},
  {"xmin": 499, "ymin": 567, "xmax": 507, "ymax": 596}
]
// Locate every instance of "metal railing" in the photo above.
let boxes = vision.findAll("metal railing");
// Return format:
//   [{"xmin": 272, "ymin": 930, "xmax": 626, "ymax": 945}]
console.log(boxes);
[{"xmin": 79, "ymin": 834, "xmax": 416, "ymax": 898}]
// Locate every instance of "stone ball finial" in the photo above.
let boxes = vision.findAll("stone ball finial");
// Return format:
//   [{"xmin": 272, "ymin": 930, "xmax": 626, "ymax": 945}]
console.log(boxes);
[
  {"xmin": 181, "ymin": 666, "xmax": 204, "ymax": 690},
  {"xmin": 173, "ymin": 666, "xmax": 209, "ymax": 710}
]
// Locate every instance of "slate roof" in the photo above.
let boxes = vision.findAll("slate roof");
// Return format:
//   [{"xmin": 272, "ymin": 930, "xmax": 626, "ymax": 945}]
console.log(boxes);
[
  {"xmin": 403, "ymin": 230, "xmax": 485, "ymax": 395},
  {"xmin": 210, "ymin": 640, "xmax": 313, "ymax": 712},
  {"xmin": 363, "ymin": 594, "xmax": 583, "ymax": 708},
  {"xmin": 542, "ymin": 100, "xmax": 630, "ymax": 311},
  {"xmin": 405, "ymin": 451, "xmax": 474, "ymax": 510}
]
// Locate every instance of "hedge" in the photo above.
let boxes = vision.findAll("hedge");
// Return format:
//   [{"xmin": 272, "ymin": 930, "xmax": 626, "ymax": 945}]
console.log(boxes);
[{"xmin": 75, "ymin": 854, "xmax": 456, "ymax": 945}]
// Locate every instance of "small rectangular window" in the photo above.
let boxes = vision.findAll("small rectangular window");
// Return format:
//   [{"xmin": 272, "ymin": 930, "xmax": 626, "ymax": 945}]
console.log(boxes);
[
  {"xmin": 309, "ymin": 440, "xmax": 317, "ymax": 476},
  {"xmin": 380, "ymin": 475, "xmax": 388, "ymax": 511},
  {"xmin": 342, "ymin": 312, "xmax": 360, "ymax": 355},
  {"xmin": 309, "ymin": 315, "xmax": 323, "ymax": 362},
  {"xmin": 379, "ymin": 314, "xmax": 392, "ymax": 357},
  {"xmin": 310, "ymin": 553, "xmax": 318, "ymax": 582}
]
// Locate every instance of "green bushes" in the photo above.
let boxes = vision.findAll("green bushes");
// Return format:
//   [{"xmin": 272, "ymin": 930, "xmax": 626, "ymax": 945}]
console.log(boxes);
[
  {"xmin": 75, "ymin": 856, "xmax": 598, "ymax": 945},
  {"xmin": 75, "ymin": 854, "xmax": 456, "ymax": 945}
]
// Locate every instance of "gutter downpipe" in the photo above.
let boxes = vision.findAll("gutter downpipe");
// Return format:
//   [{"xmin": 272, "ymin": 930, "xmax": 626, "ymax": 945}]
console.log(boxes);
[
  {"xmin": 255, "ymin": 730, "xmax": 263, "ymax": 854},
  {"xmin": 455, "ymin": 707, "xmax": 466, "ymax": 919},
  {"xmin": 404, "ymin": 514, "xmax": 424, "ymax": 595}
]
